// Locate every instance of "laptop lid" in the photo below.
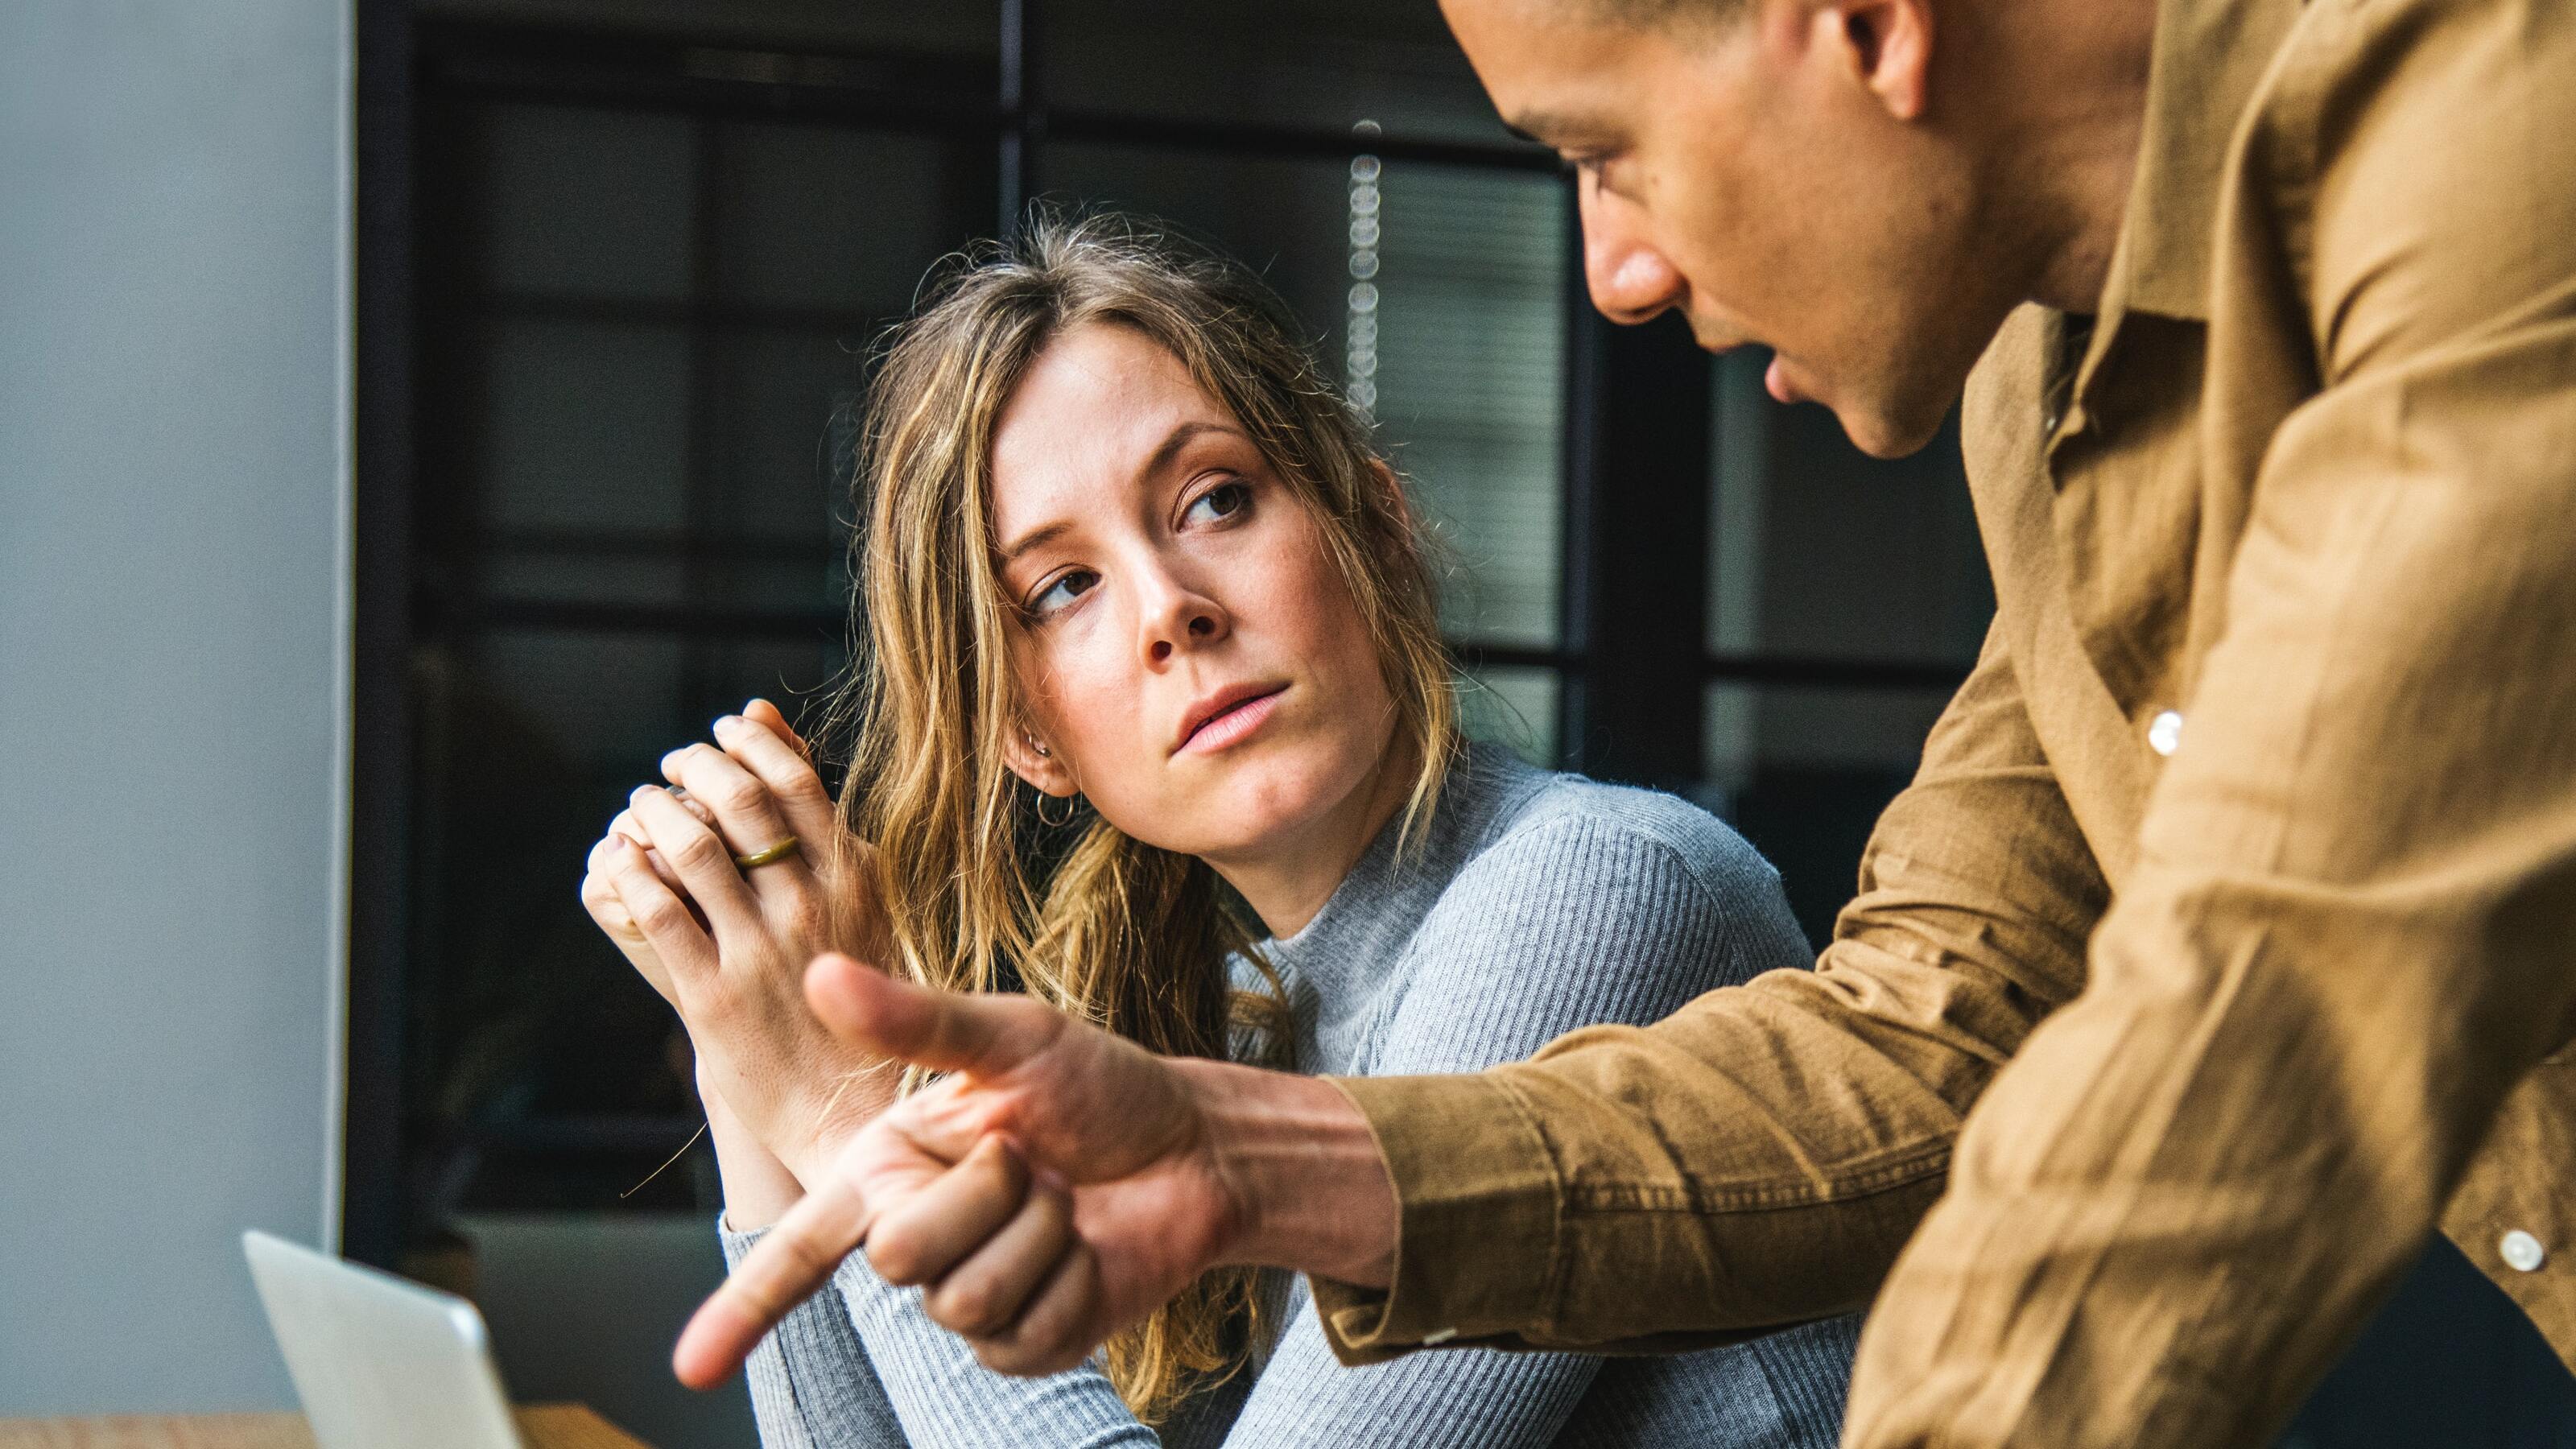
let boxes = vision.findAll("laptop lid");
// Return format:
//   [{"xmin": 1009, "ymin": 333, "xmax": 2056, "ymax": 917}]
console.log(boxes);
[{"xmin": 242, "ymin": 1230, "xmax": 525, "ymax": 1449}]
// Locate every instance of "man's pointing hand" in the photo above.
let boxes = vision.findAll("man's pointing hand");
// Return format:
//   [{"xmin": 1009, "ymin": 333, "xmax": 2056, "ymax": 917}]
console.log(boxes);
[{"xmin": 675, "ymin": 952, "xmax": 1391, "ymax": 1387}]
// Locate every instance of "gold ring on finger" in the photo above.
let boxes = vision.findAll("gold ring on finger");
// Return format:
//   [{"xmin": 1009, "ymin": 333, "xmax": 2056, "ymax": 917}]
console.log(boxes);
[{"xmin": 733, "ymin": 836, "xmax": 800, "ymax": 870}]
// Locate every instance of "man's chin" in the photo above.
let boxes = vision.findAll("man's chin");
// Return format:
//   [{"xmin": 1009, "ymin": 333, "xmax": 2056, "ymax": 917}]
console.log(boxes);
[
  {"xmin": 1827, "ymin": 381, "xmax": 1961, "ymax": 460},
  {"xmin": 1839, "ymin": 412, "xmax": 1942, "ymax": 460}
]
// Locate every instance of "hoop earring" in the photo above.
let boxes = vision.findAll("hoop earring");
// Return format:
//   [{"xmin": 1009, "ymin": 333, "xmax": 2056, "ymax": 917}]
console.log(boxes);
[{"xmin": 1036, "ymin": 791, "xmax": 1080, "ymax": 828}]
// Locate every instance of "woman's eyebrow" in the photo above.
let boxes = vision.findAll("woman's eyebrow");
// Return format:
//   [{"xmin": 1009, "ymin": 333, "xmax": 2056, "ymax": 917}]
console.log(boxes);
[
  {"xmin": 997, "ymin": 420, "xmax": 1249, "ymax": 563},
  {"xmin": 1136, "ymin": 419, "xmax": 1247, "ymax": 486},
  {"xmin": 997, "ymin": 518, "xmax": 1072, "ymax": 566}
]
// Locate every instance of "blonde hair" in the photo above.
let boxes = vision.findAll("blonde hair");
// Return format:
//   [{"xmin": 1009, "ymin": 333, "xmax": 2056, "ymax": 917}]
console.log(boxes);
[{"xmin": 817, "ymin": 213, "xmax": 1457, "ymax": 1420}]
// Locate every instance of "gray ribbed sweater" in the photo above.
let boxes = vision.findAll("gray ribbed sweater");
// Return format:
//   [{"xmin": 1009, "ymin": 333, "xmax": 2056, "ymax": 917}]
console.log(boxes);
[{"xmin": 721, "ymin": 744, "xmax": 1863, "ymax": 1447}]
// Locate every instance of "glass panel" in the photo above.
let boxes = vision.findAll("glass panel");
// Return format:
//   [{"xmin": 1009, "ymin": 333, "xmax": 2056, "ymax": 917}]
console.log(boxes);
[
  {"xmin": 469, "ymin": 317, "xmax": 691, "ymax": 535},
  {"xmin": 419, "ymin": 0, "xmax": 997, "ymax": 58},
  {"xmin": 1038, "ymin": 142, "xmax": 1352, "ymax": 333},
  {"xmin": 472, "ymin": 630, "xmax": 691, "ymax": 776},
  {"xmin": 467, "ymin": 103, "xmax": 696, "ymax": 301},
  {"xmin": 1370, "ymin": 162, "xmax": 1565, "ymax": 647},
  {"xmin": 703, "ymin": 329, "xmax": 864, "ymax": 543},
  {"xmin": 691, "ymin": 329, "xmax": 865, "ymax": 613},
  {"xmin": 489, "ymin": 630, "xmax": 847, "ymax": 764},
  {"xmin": 407, "ymin": 634, "xmax": 700, "ymax": 1215},
  {"xmin": 1040, "ymin": 0, "xmax": 1515, "ymax": 147},
  {"xmin": 1703, "ymin": 680, "xmax": 1952, "ymax": 797},
  {"xmin": 1706, "ymin": 349, "xmax": 1991, "ymax": 666},
  {"xmin": 688, "ymin": 638, "xmax": 852, "ymax": 743},
  {"xmin": 713, "ymin": 122, "xmax": 991, "ymax": 315},
  {"xmin": 1703, "ymin": 680, "xmax": 1956, "ymax": 946},
  {"xmin": 479, "ymin": 553, "xmax": 688, "ymax": 609},
  {"xmin": 1461, "ymin": 665, "xmax": 1559, "ymax": 767}
]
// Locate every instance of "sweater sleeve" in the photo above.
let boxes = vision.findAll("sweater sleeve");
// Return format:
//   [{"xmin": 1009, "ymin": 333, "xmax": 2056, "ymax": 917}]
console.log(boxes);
[
  {"xmin": 718, "ymin": 1218, "xmax": 907, "ymax": 1447},
  {"xmin": 1235, "ymin": 810, "xmax": 1848, "ymax": 1449},
  {"xmin": 824, "ymin": 1256, "xmax": 1170, "ymax": 1448}
]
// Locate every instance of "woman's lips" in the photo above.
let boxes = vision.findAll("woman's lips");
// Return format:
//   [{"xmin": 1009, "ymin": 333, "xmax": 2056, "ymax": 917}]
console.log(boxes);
[{"xmin": 1179, "ymin": 687, "xmax": 1285, "ymax": 755}]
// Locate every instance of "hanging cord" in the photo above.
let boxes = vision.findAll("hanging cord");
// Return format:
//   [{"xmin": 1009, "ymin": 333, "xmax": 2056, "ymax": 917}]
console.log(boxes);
[{"xmin": 619, "ymin": 1120, "xmax": 711, "ymax": 1200}]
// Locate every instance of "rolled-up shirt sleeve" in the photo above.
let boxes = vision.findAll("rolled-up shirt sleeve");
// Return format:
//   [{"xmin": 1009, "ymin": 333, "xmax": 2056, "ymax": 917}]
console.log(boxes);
[{"xmin": 1318, "ymin": 617, "xmax": 2110, "ymax": 1359}]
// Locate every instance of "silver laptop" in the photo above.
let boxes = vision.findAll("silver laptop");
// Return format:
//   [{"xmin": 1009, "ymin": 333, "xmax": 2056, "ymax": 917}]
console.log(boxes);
[{"xmin": 242, "ymin": 1229, "xmax": 526, "ymax": 1449}]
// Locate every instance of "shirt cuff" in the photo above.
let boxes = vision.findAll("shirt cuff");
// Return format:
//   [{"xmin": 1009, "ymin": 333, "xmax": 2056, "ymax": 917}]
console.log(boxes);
[{"xmin": 1310, "ymin": 1072, "xmax": 1563, "ymax": 1365}]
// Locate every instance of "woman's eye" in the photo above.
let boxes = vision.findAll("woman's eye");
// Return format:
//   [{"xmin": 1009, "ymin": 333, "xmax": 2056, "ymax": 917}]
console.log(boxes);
[
  {"xmin": 1184, "ymin": 480, "xmax": 1253, "ymax": 526},
  {"xmin": 1030, "ymin": 568, "xmax": 1099, "ymax": 618}
]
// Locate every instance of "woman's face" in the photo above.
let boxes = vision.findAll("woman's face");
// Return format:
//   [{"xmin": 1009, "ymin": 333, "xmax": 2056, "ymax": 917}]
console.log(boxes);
[{"xmin": 987, "ymin": 320, "xmax": 1402, "ymax": 865}]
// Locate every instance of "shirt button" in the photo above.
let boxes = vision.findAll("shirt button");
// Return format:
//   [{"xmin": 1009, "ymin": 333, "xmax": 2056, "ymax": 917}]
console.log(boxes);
[
  {"xmin": 2148, "ymin": 710, "xmax": 2185, "ymax": 757},
  {"xmin": 2503, "ymin": 1230, "xmax": 2548, "ymax": 1273}
]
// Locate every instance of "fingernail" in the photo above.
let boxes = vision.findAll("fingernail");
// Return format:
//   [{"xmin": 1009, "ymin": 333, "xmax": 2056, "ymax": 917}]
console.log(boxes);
[{"xmin": 712, "ymin": 714, "xmax": 742, "ymax": 736}]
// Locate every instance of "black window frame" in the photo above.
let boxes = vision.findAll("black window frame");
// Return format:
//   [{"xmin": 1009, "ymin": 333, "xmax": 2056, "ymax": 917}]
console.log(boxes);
[{"xmin": 345, "ymin": 0, "xmax": 1969, "ymax": 1266}]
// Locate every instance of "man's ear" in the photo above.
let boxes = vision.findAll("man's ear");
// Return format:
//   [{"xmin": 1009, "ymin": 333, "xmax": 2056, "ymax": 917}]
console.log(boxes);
[
  {"xmin": 1823, "ymin": 0, "xmax": 1933, "ymax": 122},
  {"xmin": 999, "ymin": 726, "xmax": 1080, "ymax": 799}
]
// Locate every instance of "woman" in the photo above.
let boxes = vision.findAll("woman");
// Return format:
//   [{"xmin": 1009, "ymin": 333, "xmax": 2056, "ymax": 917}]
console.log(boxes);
[{"xmin": 581, "ymin": 214, "xmax": 1860, "ymax": 1447}]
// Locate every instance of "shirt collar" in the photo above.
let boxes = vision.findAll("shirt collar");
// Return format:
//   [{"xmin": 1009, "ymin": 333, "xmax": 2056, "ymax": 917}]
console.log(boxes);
[{"xmin": 2096, "ymin": 0, "xmax": 2307, "ymax": 324}]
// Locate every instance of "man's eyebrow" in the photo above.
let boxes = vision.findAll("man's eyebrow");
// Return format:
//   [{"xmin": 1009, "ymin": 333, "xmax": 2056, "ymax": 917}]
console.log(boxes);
[
  {"xmin": 994, "ymin": 420, "xmax": 1248, "ymax": 564},
  {"xmin": 1501, "ymin": 110, "xmax": 1604, "ymax": 147}
]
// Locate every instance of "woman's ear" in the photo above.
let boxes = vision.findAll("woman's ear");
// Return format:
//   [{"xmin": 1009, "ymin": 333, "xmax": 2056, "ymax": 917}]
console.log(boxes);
[
  {"xmin": 1365, "ymin": 456, "xmax": 1426, "ymax": 568},
  {"xmin": 1001, "ymin": 726, "xmax": 1080, "ymax": 799},
  {"xmin": 1367, "ymin": 457, "xmax": 1413, "ymax": 531}
]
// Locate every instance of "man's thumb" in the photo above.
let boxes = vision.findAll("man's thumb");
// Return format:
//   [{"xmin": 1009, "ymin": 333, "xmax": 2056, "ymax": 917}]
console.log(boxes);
[{"xmin": 803, "ymin": 953, "xmax": 1054, "ymax": 1077}]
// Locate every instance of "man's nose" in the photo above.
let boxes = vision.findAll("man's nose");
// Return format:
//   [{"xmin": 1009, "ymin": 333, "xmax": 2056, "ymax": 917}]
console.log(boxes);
[{"xmin": 1581, "ymin": 188, "xmax": 1685, "ymax": 326}]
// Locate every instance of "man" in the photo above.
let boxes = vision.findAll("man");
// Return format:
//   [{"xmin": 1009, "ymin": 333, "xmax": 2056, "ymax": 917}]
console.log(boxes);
[{"xmin": 683, "ymin": 0, "xmax": 2576, "ymax": 1441}]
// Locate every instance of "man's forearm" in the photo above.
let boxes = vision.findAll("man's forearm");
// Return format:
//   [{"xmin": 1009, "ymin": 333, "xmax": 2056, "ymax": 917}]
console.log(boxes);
[{"xmin": 1178, "ymin": 1059, "xmax": 1397, "ymax": 1289}]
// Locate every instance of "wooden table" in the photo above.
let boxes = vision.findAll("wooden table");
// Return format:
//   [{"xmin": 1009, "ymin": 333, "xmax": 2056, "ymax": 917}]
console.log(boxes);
[{"xmin": 0, "ymin": 1404, "xmax": 650, "ymax": 1449}]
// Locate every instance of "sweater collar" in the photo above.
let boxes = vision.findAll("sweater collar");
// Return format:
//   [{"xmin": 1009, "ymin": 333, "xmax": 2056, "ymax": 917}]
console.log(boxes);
[{"xmin": 1257, "ymin": 743, "xmax": 1547, "ymax": 1001}]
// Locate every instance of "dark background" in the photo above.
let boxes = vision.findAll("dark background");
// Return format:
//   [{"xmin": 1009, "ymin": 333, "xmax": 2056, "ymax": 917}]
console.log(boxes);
[{"xmin": 345, "ymin": 1, "xmax": 2576, "ymax": 1443}]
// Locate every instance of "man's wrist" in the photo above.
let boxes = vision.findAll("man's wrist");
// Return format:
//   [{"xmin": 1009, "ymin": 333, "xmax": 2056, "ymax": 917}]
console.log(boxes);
[{"xmin": 1180, "ymin": 1059, "xmax": 1396, "ymax": 1288}]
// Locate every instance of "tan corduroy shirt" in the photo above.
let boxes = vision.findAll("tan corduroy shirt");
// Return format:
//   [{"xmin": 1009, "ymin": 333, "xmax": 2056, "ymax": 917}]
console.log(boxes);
[{"xmin": 1316, "ymin": 0, "xmax": 2576, "ymax": 1443}]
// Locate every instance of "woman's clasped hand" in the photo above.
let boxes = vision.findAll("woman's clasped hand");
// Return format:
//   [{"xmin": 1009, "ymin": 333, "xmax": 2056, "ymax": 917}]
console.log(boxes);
[{"xmin": 576, "ymin": 697, "xmax": 900, "ymax": 1186}]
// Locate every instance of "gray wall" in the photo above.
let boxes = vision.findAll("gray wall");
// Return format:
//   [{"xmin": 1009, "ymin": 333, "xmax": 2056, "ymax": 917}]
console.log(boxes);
[{"xmin": 0, "ymin": 0, "xmax": 352, "ymax": 1414}]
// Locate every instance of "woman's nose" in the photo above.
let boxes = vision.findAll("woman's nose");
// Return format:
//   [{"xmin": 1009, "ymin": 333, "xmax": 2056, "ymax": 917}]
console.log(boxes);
[
  {"xmin": 1581, "ymin": 188, "xmax": 1686, "ymax": 326},
  {"xmin": 1142, "ymin": 581, "xmax": 1228, "ymax": 666}
]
